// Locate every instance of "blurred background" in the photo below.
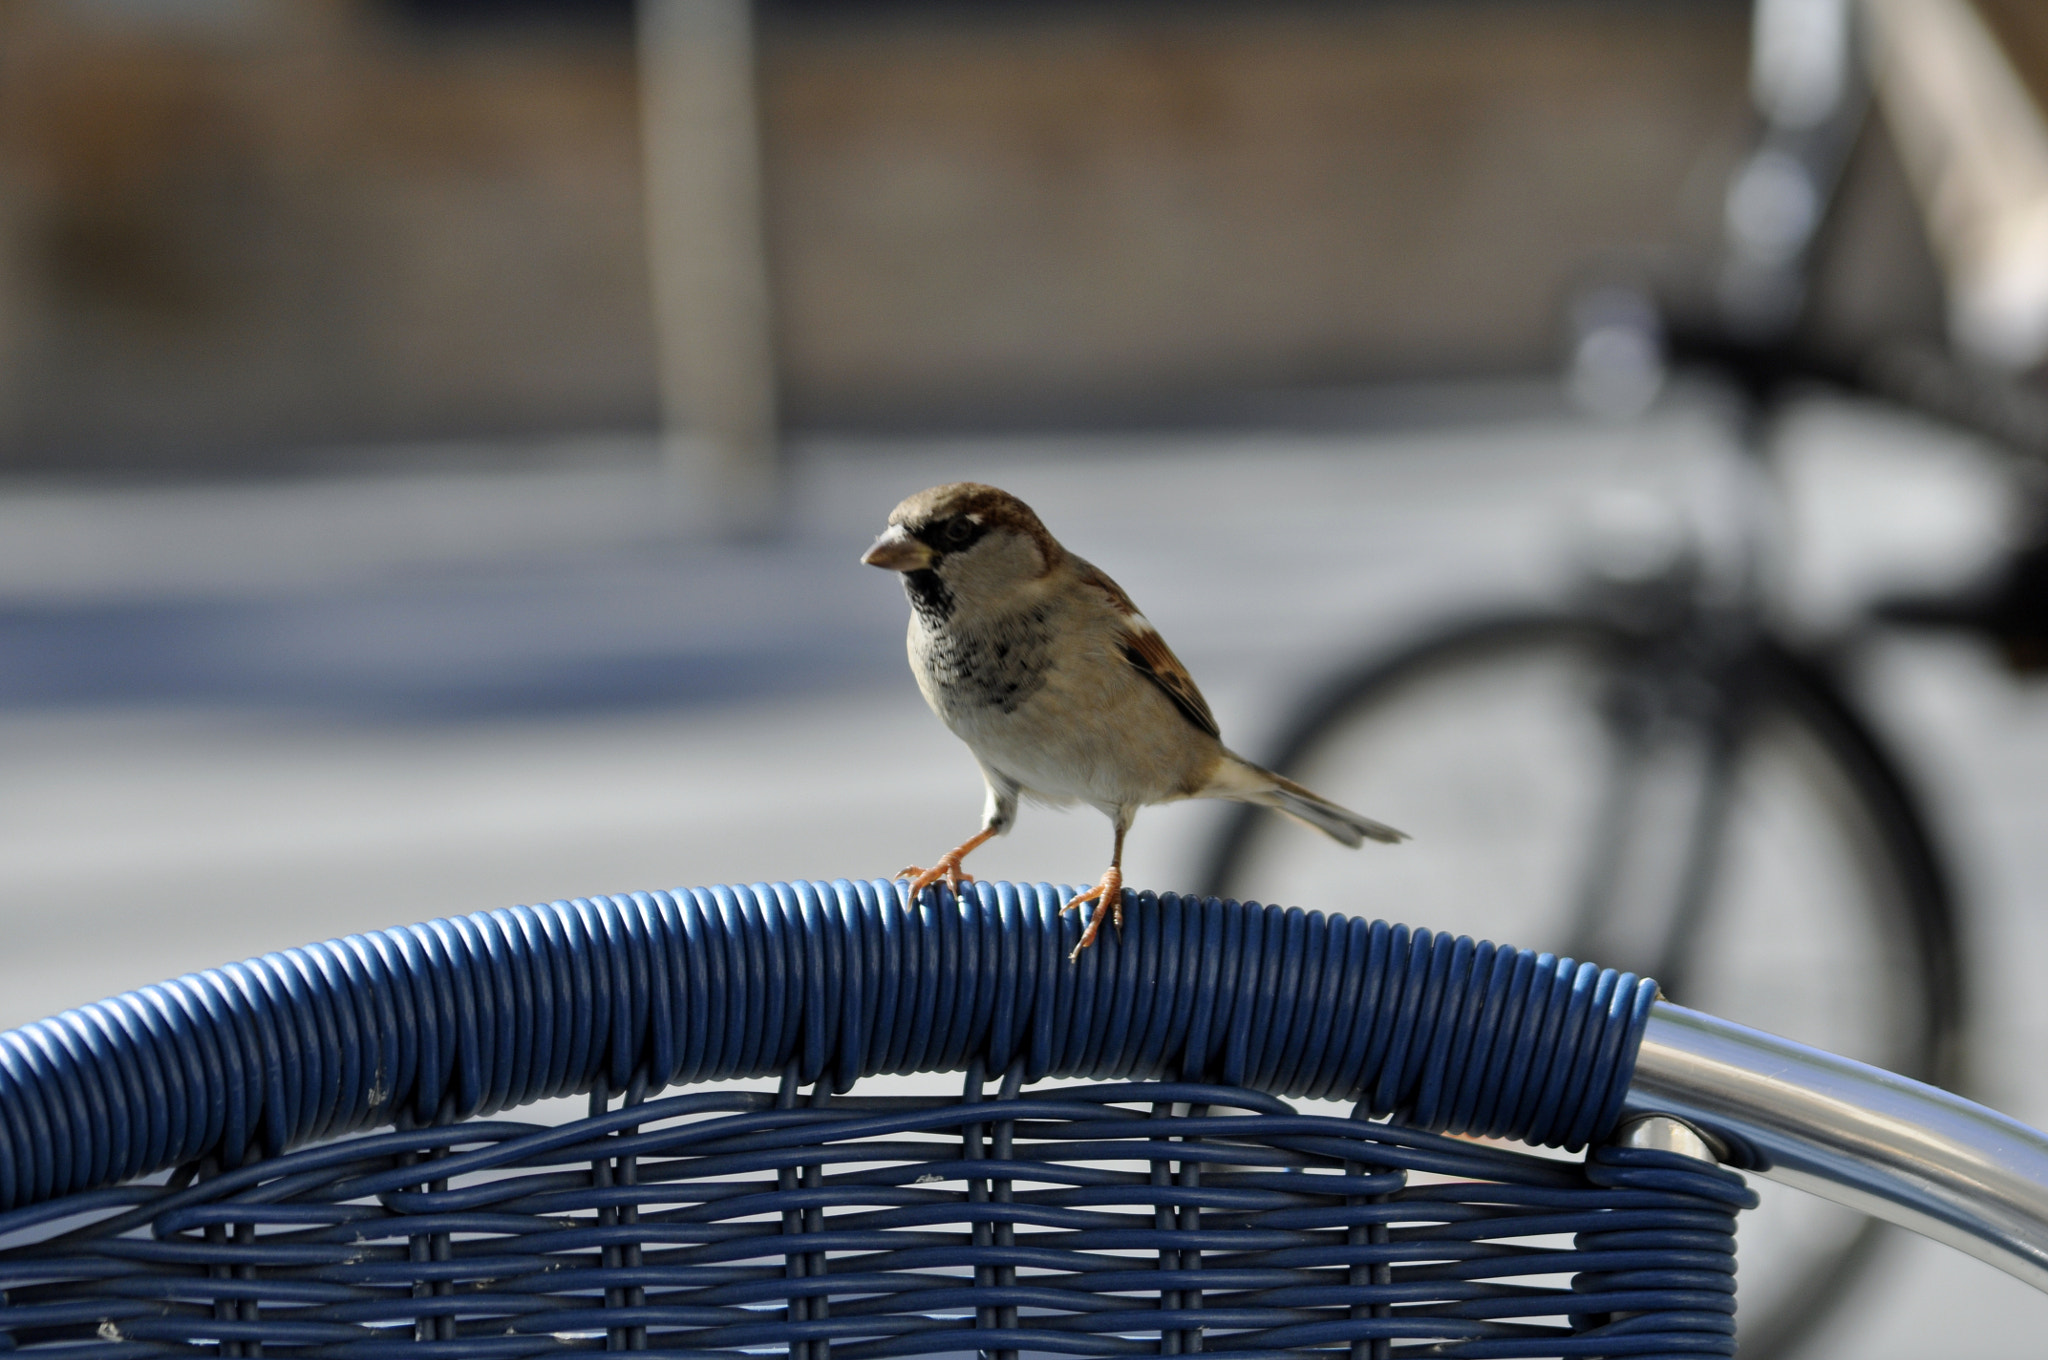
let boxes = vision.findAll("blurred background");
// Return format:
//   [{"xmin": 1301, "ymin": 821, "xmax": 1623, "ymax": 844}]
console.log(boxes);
[{"xmin": 4, "ymin": 0, "xmax": 2048, "ymax": 1353}]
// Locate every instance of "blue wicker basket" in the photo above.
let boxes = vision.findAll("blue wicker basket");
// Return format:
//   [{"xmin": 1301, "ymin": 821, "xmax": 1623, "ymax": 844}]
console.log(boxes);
[{"xmin": 0, "ymin": 882, "xmax": 1751, "ymax": 1357}]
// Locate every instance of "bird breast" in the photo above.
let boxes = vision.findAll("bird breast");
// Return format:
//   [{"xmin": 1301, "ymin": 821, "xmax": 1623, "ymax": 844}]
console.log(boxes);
[
  {"xmin": 908, "ymin": 600, "xmax": 1054, "ymax": 721},
  {"xmin": 908, "ymin": 599, "xmax": 1217, "ymax": 809}
]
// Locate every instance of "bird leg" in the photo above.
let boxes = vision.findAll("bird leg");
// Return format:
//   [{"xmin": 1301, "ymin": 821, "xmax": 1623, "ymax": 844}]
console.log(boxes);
[
  {"xmin": 1062, "ymin": 821, "xmax": 1128, "ymax": 959},
  {"xmin": 899, "ymin": 826, "xmax": 998, "ymax": 905}
]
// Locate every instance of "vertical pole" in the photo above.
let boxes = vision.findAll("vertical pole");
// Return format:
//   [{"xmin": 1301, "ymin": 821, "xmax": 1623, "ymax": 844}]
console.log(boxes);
[
  {"xmin": 1860, "ymin": 0, "xmax": 2048, "ymax": 370},
  {"xmin": 637, "ymin": 0, "xmax": 781, "ymax": 534}
]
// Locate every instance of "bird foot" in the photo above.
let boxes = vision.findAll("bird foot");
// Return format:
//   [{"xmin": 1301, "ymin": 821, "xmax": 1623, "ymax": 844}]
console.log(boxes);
[
  {"xmin": 898, "ymin": 858, "xmax": 976, "ymax": 905},
  {"xmin": 896, "ymin": 827, "xmax": 999, "ymax": 907},
  {"xmin": 1061, "ymin": 867, "xmax": 1124, "ymax": 959}
]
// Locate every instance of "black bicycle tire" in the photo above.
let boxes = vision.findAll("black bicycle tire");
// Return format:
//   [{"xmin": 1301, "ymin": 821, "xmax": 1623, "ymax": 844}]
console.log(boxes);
[
  {"xmin": 1194, "ymin": 610, "xmax": 1966, "ymax": 1359},
  {"xmin": 1739, "ymin": 634, "xmax": 1966, "ymax": 1085}
]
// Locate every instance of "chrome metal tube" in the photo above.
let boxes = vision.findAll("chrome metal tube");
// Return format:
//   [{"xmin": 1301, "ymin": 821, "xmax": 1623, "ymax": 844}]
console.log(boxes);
[{"xmin": 1623, "ymin": 1001, "xmax": 2048, "ymax": 1292}]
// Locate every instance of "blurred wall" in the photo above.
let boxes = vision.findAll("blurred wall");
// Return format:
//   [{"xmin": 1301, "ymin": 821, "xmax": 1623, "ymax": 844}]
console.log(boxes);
[
  {"xmin": 0, "ymin": 0, "xmax": 657, "ymax": 472},
  {"xmin": 763, "ymin": 1, "xmax": 1753, "ymax": 425},
  {"xmin": 1979, "ymin": 0, "xmax": 2048, "ymax": 107},
  {"xmin": 0, "ymin": 0, "xmax": 1859, "ymax": 472}
]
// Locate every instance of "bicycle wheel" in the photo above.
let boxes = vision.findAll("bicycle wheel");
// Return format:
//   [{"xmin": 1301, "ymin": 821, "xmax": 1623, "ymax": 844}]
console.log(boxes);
[{"xmin": 1196, "ymin": 612, "xmax": 1963, "ymax": 1359}]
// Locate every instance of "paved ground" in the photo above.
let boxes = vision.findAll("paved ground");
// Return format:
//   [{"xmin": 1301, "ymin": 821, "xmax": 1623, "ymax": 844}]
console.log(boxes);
[{"xmin": 0, "ymin": 394, "xmax": 2041, "ymax": 1354}]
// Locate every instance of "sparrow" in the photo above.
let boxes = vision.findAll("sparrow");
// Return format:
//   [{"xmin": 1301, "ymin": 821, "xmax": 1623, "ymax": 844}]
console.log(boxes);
[{"xmin": 861, "ymin": 482, "xmax": 1405, "ymax": 959}]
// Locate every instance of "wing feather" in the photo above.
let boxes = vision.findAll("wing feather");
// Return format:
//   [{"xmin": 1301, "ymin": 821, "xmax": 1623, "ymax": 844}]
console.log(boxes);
[{"xmin": 1072, "ymin": 558, "xmax": 1220, "ymax": 740}]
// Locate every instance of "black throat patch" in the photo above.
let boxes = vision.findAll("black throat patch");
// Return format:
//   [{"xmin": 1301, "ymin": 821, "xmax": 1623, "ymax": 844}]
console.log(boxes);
[{"xmin": 903, "ymin": 569, "xmax": 955, "ymax": 624}]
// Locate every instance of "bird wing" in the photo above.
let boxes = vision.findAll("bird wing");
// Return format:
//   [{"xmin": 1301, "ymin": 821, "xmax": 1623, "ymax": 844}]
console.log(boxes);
[{"xmin": 1073, "ymin": 558, "xmax": 1221, "ymax": 740}]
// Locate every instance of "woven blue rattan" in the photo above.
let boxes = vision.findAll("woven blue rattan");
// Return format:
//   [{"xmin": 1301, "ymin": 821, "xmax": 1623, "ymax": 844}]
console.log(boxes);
[{"xmin": 0, "ymin": 881, "xmax": 1753, "ymax": 1357}]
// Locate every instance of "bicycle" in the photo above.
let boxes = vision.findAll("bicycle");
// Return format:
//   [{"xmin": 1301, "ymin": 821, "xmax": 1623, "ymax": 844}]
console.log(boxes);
[{"xmin": 1196, "ymin": 0, "xmax": 2048, "ymax": 1351}]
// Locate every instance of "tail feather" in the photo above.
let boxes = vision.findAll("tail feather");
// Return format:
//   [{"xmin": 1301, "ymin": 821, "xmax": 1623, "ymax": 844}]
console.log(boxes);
[{"xmin": 1208, "ymin": 753, "xmax": 1408, "ymax": 847}]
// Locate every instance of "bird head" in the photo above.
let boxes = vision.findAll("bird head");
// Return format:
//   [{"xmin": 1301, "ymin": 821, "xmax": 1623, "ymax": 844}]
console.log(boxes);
[{"xmin": 861, "ymin": 483, "xmax": 1060, "ymax": 611}]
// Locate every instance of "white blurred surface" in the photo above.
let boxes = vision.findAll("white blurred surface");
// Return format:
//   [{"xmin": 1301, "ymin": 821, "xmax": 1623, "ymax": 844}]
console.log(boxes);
[{"xmin": 0, "ymin": 397, "xmax": 2041, "ymax": 1354}]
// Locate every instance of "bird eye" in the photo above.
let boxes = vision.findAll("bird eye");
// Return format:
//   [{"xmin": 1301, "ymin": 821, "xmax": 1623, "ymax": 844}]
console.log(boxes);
[{"xmin": 944, "ymin": 517, "xmax": 975, "ymax": 545}]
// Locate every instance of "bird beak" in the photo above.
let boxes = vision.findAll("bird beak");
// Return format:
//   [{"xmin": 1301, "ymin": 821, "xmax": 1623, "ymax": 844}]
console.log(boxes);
[{"xmin": 860, "ymin": 525, "xmax": 933, "ymax": 572}]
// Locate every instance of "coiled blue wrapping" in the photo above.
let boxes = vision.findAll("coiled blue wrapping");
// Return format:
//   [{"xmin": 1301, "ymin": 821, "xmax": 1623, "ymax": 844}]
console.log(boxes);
[{"xmin": 0, "ymin": 882, "xmax": 1658, "ymax": 1214}]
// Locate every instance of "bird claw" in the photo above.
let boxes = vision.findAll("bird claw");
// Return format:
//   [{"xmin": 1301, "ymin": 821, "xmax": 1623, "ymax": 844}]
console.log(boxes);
[
  {"xmin": 894, "ymin": 828, "xmax": 1000, "ymax": 908},
  {"xmin": 899, "ymin": 860, "xmax": 976, "ymax": 905},
  {"xmin": 1062, "ymin": 870, "xmax": 1125, "ymax": 960}
]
